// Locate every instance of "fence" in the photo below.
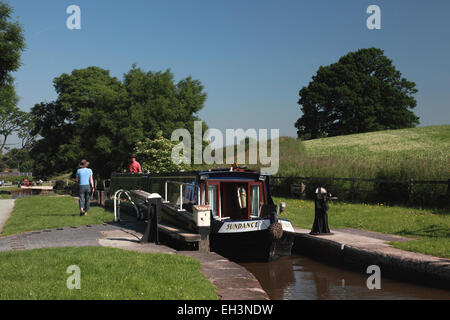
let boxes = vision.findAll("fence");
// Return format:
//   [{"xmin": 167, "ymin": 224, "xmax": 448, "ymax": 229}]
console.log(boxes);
[
  {"xmin": 0, "ymin": 172, "xmax": 33, "ymax": 177},
  {"xmin": 270, "ymin": 176, "xmax": 450, "ymax": 208}
]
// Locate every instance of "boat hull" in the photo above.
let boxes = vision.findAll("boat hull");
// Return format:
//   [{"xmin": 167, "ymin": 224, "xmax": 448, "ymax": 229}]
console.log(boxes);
[
  {"xmin": 210, "ymin": 229, "xmax": 294, "ymax": 262},
  {"xmin": 209, "ymin": 219, "xmax": 295, "ymax": 262}
]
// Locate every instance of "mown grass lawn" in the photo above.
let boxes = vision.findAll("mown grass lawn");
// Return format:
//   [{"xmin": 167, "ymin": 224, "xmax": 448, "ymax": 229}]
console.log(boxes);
[
  {"xmin": 0, "ymin": 247, "xmax": 218, "ymax": 300},
  {"xmin": 274, "ymin": 196, "xmax": 450, "ymax": 258},
  {"xmin": 1, "ymin": 196, "xmax": 113, "ymax": 236}
]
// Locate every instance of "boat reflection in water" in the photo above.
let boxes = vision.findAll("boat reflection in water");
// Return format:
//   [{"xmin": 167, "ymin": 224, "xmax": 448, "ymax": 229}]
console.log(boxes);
[
  {"xmin": 241, "ymin": 255, "xmax": 450, "ymax": 300},
  {"xmin": 240, "ymin": 256, "xmax": 296, "ymax": 299}
]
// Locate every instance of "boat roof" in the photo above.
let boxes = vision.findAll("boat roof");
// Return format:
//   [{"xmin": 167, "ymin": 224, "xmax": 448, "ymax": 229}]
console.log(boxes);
[{"xmin": 111, "ymin": 167, "xmax": 270, "ymax": 179}]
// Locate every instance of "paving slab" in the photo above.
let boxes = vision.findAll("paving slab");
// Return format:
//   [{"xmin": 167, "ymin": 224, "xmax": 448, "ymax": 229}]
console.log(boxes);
[
  {"xmin": 98, "ymin": 228, "xmax": 177, "ymax": 254},
  {"xmin": 0, "ymin": 224, "xmax": 118, "ymax": 252}
]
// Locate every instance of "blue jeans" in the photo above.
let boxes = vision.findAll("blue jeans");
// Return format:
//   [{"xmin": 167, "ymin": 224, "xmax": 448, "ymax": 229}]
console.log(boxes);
[{"xmin": 79, "ymin": 185, "xmax": 91, "ymax": 212}]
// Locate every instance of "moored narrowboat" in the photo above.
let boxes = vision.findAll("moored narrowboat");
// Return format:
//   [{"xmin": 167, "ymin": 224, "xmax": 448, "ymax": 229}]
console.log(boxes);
[{"xmin": 109, "ymin": 166, "xmax": 295, "ymax": 261}]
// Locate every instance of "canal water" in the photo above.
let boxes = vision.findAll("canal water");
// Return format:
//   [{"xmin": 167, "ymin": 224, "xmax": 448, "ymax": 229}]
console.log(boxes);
[
  {"xmin": 9, "ymin": 189, "xmax": 55, "ymax": 199},
  {"xmin": 240, "ymin": 255, "xmax": 450, "ymax": 300}
]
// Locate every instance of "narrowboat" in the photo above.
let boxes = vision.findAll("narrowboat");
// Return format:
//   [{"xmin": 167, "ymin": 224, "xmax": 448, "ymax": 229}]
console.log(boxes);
[{"xmin": 109, "ymin": 166, "xmax": 295, "ymax": 261}]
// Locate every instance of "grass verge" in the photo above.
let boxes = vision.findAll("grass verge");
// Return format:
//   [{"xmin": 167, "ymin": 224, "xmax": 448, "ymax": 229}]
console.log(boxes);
[
  {"xmin": 274, "ymin": 196, "xmax": 450, "ymax": 258},
  {"xmin": 0, "ymin": 246, "xmax": 218, "ymax": 300},
  {"xmin": 1, "ymin": 195, "xmax": 113, "ymax": 236}
]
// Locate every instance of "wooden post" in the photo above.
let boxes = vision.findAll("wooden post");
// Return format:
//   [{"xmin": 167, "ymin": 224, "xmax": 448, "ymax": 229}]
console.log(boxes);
[
  {"xmin": 447, "ymin": 179, "xmax": 450, "ymax": 198},
  {"xmin": 198, "ymin": 229, "xmax": 210, "ymax": 253},
  {"xmin": 100, "ymin": 191, "xmax": 105, "ymax": 206},
  {"xmin": 351, "ymin": 178, "xmax": 355, "ymax": 203},
  {"xmin": 409, "ymin": 179, "xmax": 413, "ymax": 203}
]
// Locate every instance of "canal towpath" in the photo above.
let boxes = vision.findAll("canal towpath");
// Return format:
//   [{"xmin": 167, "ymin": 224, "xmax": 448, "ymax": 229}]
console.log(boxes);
[{"xmin": 0, "ymin": 199, "xmax": 14, "ymax": 234}]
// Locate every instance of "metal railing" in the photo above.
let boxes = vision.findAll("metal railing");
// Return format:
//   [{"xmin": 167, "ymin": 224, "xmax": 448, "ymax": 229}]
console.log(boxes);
[{"xmin": 113, "ymin": 189, "xmax": 141, "ymax": 221}]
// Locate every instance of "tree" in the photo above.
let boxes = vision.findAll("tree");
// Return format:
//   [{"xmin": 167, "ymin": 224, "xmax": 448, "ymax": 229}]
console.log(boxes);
[
  {"xmin": 0, "ymin": 1, "xmax": 25, "ymax": 85},
  {"xmin": 123, "ymin": 64, "xmax": 207, "ymax": 140},
  {"xmin": 295, "ymin": 48, "xmax": 419, "ymax": 140},
  {"xmin": 1, "ymin": 147, "xmax": 33, "ymax": 172},
  {"xmin": 0, "ymin": 82, "xmax": 20, "ymax": 151},
  {"xmin": 0, "ymin": 103, "xmax": 35, "ymax": 170},
  {"xmin": 31, "ymin": 67, "xmax": 136, "ymax": 178},
  {"xmin": 134, "ymin": 131, "xmax": 190, "ymax": 173},
  {"xmin": 0, "ymin": 1, "xmax": 30, "ymax": 170},
  {"xmin": 31, "ymin": 66, "xmax": 207, "ymax": 178}
]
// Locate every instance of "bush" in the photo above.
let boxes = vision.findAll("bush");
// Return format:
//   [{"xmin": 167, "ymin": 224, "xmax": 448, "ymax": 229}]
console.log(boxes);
[
  {"xmin": 53, "ymin": 180, "xmax": 65, "ymax": 190},
  {"xmin": 134, "ymin": 131, "xmax": 190, "ymax": 173}
]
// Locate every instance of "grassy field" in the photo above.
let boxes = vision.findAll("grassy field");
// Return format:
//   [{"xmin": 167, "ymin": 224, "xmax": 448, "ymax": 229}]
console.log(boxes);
[
  {"xmin": 302, "ymin": 125, "xmax": 449, "ymax": 162},
  {"xmin": 202, "ymin": 125, "xmax": 449, "ymax": 181},
  {"xmin": 278, "ymin": 125, "xmax": 450, "ymax": 179},
  {"xmin": 0, "ymin": 195, "xmax": 113, "ymax": 236},
  {"xmin": 274, "ymin": 196, "xmax": 450, "ymax": 258},
  {"xmin": 0, "ymin": 246, "xmax": 218, "ymax": 300}
]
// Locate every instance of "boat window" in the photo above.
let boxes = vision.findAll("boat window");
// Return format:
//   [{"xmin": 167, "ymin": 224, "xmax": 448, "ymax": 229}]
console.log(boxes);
[
  {"xmin": 250, "ymin": 185, "xmax": 260, "ymax": 217},
  {"xmin": 208, "ymin": 184, "xmax": 219, "ymax": 218},
  {"xmin": 184, "ymin": 185, "xmax": 194, "ymax": 202},
  {"xmin": 237, "ymin": 187, "xmax": 247, "ymax": 209},
  {"xmin": 166, "ymin": 183, "xmax": 180, "ymax": 204}
]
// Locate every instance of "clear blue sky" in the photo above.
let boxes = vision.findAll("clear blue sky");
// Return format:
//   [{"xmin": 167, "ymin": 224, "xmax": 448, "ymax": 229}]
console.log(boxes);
[{"xmin": 7, "ymin": 0, "xmax": 450, "ymax": 146}]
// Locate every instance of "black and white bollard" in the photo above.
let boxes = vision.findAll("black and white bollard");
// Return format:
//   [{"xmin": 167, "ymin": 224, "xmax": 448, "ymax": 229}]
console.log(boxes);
[
  {"xmin": 140, "ymin": 193, "xmax": 162, "ymax": 244},
  {"xmin": 310, "ymin": 187, "xmax": 335, "ymax": 235}
]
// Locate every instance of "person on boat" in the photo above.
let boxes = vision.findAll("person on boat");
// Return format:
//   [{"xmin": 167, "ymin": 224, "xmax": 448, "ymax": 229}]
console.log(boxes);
[
  {"xmin": 128, "ymin": 155, "xmax": 142, "ymax": 173},
  {"xmin": 76, "ymin": 159, "xmax": 94, "ymax": 216}
]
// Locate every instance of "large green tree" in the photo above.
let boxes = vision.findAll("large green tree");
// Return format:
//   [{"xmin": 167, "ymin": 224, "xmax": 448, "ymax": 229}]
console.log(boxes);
[
  {"xmin": 31, "ymin": 67, "xmax": 131, "ymax": 178},
  {"xmin": 31, "ymin": 66, "xmax": 207, "ymax": 178},
  {"xmin": 123, "ymin": 65, "xmax": 207, "ymax": 139},
  {"xmin": 295, "ymin": 48, "xmax": 419, "ymax": 140},
  {"xmin": 0, "ymin": 1, "xmax": 30, "ymax": 169},
  {"xmin": 0, "ymin": 1, "xmax": 25, "ymax": 85}
]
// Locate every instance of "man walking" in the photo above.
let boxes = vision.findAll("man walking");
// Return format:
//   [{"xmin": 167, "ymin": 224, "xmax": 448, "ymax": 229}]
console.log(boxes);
[{"xmin": 76, "ymin": 159, "xmax": 94, "ymax": 216}]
